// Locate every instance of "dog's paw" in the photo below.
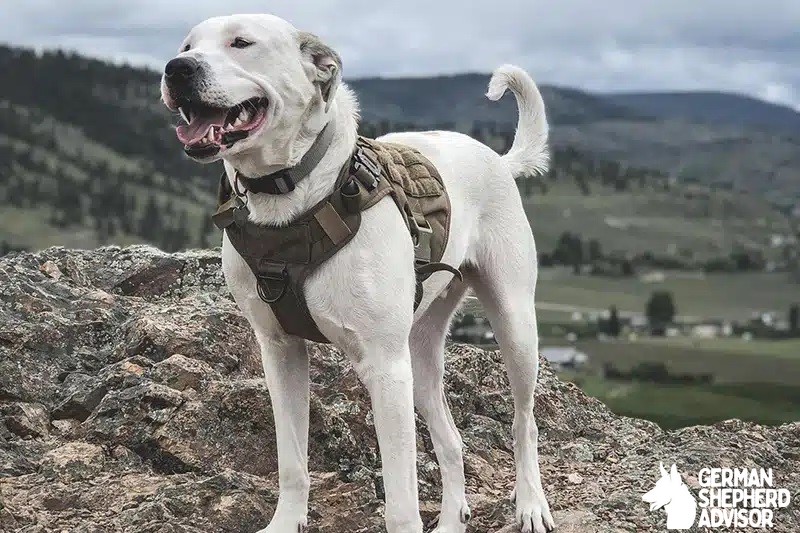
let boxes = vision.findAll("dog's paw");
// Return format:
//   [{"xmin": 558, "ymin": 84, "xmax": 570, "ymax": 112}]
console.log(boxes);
[
  {"xmin": 511, "ymin": 485, "xmax": 554, "ymax": 533},
  {"xmin": 426, "ymin": 503, "xmax": 470, "ymax": 533},
  {"xmin": 255, "ymin": 515, "xmax": 307, "ymax": 533},
  {"xmin": 429, "ymin": 523, "xmax": 467, "ymax": 533}
]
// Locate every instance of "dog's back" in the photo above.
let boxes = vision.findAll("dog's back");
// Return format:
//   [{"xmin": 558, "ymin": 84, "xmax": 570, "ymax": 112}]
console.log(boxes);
[{"xmin": 377, "ymin": 66, "xmax": 548, "ymax": 279}]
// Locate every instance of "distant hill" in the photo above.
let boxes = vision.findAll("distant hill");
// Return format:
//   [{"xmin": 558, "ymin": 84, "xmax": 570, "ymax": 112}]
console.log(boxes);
[
  {"xmin": 351, "ymin": 75, "xmax": 800, "ymax": 137},
  {"xmin": 349, "ymin": 74, "xmax": 644, "ymax": 126},
  {"xmin": 606, "ymin": 91, "xmax": 800, "ymax": 135}
]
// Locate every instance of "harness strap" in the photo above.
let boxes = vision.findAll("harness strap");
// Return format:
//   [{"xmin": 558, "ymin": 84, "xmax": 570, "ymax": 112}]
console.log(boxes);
[
  {"xmin": 212, "ymin": 196, "xmax": 240, "ymax": 230},
  {"xmin": 313, "ymin": 202, "xmax": 351, "ymax": 245}
]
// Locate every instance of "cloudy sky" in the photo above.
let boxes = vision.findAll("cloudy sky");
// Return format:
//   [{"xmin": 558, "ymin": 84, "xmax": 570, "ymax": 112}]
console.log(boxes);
[{"xmin": 1, "ymin": 0, "xmax": 798, "ymax": 109}]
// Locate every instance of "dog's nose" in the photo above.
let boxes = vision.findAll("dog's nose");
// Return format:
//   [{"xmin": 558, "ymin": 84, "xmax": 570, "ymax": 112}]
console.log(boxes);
[{"xmin": 164, "ymin": 57, "xmax": 199, "ymax": 82}]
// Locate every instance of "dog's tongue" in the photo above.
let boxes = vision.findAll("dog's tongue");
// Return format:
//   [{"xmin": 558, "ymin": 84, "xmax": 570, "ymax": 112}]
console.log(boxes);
[{"xmin": 176, "ymin": 107, "xmax": 227, "ymax": 145}]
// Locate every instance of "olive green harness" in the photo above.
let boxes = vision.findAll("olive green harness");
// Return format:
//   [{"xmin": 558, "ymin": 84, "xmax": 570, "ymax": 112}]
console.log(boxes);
[{"xmin": 213, "ymin": 136, "xmax": 460, "ymax": 343}]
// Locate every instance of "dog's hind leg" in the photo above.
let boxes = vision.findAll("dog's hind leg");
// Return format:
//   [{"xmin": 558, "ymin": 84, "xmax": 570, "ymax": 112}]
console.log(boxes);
[
  {"xmin": 410, "ymin": 279, "xmax": 470, "ymax": 533},
  {"xmin": 466, "ymin": 227, "xmax": 554, "ymax": 533}
]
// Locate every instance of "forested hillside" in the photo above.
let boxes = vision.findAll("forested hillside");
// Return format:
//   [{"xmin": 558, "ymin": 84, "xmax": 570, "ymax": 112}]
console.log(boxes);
[
  {"xmin": 606, "ymin": 91, "xmax": 800, "ymax": 134},
  {"xmin": 0, "ymin": 46, "xmax": 218, "ymax": 252}
]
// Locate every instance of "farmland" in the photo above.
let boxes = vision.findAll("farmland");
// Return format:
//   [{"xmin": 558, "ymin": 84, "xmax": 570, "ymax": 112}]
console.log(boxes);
[{"xmin": 535, "ymin": 268, "xmax": 798, "ymax": 322}]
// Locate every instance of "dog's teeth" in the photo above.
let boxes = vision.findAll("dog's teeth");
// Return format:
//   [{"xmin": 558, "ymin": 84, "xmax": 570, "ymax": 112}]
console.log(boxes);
[
  {"xmin": 234, "ymin": 117, "xmax": 244, "ymax": 127},
  {"xmin": 240, "ymin": 109, "xmax": 250, "ymax": 122},
  {"xmin": 179, "ymin": 107, "xmax": 190, "ymax": 124}
]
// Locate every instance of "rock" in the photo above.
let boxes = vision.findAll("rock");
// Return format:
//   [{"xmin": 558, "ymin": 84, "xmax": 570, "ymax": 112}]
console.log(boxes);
[
  {"xmin": 151, "ymin": 353, "xmax": 221, "ymax": 391},
  {"xmin": 567, "ymin": 472, "xmax": 584, "ymax": 484},
  {"xmin": 40, "ymin": 442, "xmax": 105, "ymax": 482},
  {"xmin": 114, "ymin": 255, "xmax": 184, "ymax": 297},
  {"xmin": 39, "ymin": 260, "xmax": 62, "ymax": 280},
  {"xmin": 1, "ymin": 402, "xmax": 50, "ymax": 438},
  {"xmin": 0, "ymin": 246, "xmax": 798, "ymax": 532},
  {"xmin": 51, "ymin": 373, "xmax": 108, "ymax": 422}
]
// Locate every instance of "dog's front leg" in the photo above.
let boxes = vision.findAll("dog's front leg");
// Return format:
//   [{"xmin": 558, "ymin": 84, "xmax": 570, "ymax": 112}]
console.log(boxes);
[
  {"xmin": 351, "ymin": 340, "xmax": 423, "ymax": 533},
  {"xmin": 257, "ymin": 335, "xmax": 310, "ymax": 533}
]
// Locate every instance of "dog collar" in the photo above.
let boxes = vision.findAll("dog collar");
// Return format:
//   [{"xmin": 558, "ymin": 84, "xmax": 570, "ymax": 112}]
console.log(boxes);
[{"xmin": 235, "ymin": 121, "xmax": 336, "ymax": 195}]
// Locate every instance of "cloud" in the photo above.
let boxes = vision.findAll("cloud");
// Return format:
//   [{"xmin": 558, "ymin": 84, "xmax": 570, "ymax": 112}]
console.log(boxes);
[{"xmin": 0, "ymin": 0, "xmax": 798, "ymax": 109}]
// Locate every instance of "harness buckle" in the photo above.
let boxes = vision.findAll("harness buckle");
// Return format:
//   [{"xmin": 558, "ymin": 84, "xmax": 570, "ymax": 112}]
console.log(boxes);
[
  {"xmin": 413, "ymin": 224, "xmax": 433, "ymax": 264},
  {"xmin": 351, "ymin": 148, "xmax": 381, "ymax": 191},
  {"xmin": 256, "ymin": 263, "xmax": 290, "ymax": 304},
  {"xmin": 414, "ymin": 224, "xmax": 433, "ymax": 246}
]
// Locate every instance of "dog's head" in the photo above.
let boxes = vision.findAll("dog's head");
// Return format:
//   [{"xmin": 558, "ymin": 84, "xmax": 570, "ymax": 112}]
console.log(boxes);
[
  {"xmin": 642, "ymin": 463, "xmax": 681, "ymax": 511},
  {"xmin": 161, "ymin": 14, "xmax": 341, "ymax": 167}
]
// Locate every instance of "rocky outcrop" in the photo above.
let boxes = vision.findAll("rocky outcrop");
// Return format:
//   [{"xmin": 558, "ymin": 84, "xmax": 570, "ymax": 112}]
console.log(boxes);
[{"xmin": 0, "ymin": 246, "xmax": 798, "ymax": 532}]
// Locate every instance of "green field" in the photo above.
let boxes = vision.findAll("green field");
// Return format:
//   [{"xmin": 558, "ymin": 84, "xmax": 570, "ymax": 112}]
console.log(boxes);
[
  {"xmin": 536, "ymin": 268, "xmax": 798, "ymax": 322},
  {"xmin": 565, "ymin": 338, "xmax": 800, "ymax": 385},
  {"xmin": 550, "ymin": 337, "xmax": 800, "ymax": 428},
  {"xmin": 565, "ymin": 373, "xmax": 800, "ymax": 429}
]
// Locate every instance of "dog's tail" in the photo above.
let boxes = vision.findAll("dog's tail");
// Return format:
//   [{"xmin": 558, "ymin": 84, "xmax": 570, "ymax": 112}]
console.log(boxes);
[{"xmin": 486, "ymin": 64, "xmax": 549, "ymax": 179}]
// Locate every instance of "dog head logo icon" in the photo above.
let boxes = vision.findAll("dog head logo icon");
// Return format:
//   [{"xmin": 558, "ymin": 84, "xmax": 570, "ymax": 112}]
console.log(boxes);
[{"xmin": 642, "ymin": 463, "xmax": 698, "ymax": 530}]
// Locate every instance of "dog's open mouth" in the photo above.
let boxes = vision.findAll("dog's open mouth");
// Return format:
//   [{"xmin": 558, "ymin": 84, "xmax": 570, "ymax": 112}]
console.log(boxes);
[{"xmin": 175, "ymin": 97, "xmax": 268, "ymax": 158}]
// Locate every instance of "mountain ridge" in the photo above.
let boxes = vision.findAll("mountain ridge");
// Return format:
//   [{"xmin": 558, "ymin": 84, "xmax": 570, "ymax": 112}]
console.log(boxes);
[
  {"xmin": 605, "ymin": 90, "xmax": 800, "ymax": 134},
  {"xmin": 349, "ymin": 73, "xmax": 800, "ymax": 135}
]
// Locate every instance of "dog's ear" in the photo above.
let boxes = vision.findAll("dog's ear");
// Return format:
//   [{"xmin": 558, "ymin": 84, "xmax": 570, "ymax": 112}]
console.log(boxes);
[
  {"xmin": 297, "ymin": 32, "xmax": 342, "ymax": 113},
  {"xmin": 670, "ymin": 464, "xmax": 681, "ymax": 486}
]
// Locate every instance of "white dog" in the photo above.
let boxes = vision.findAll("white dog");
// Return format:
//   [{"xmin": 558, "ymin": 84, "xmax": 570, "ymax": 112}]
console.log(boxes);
[{"xmin": 161, "ymin": 14, "xmax": 553, "ymax": 533}]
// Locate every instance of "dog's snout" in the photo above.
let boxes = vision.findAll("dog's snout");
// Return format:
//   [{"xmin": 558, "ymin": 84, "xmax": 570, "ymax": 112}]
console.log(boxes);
[{"xmin": 165, "ymin": 57, "xmax": 199, "ymax": 82}]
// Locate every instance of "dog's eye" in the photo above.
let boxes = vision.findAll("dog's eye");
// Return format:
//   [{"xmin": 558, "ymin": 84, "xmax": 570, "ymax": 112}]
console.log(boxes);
[
  {"xmin": 182, "ymin": 44, "xmax": 190, "ymax": 52},
  {"xmin": 231, "ymin": 37, "xmax": 253, "ymax": 49}
]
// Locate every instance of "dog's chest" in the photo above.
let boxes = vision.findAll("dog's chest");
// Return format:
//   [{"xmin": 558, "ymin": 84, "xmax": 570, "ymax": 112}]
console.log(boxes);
[{"xmin": 216, "ymin": 137, "xmax": 456, "ymax": 343}]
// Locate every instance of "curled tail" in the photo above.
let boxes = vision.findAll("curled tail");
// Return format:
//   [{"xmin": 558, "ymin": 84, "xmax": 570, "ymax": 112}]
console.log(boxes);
[{"xmin": 486, "ymin": 64, "xmax": 549, "ymax": 178}]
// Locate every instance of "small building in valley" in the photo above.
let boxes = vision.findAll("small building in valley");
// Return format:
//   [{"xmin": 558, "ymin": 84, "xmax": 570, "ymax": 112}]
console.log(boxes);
[{"xmin": 540, "ymin": 346, "xmax": 589, "ymax": 371}]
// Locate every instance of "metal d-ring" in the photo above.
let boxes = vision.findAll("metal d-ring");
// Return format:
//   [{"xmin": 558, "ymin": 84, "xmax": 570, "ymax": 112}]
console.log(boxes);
[{"xmin": 256, "ymin": 269, "xmax": 289, "ymax": 304}]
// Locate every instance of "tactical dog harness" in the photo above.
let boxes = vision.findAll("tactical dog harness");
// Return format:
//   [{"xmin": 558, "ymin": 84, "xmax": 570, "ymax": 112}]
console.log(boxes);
[{"xmin": 213, "ymin": 132, "xmax": 459, "ymax": 343}]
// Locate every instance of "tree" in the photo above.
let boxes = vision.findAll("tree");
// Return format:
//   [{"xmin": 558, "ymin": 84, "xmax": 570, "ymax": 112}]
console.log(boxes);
[
  {"xmin": 608, "ymin": 305, "xmax": 621, "ymax": 337},
  {"xmin": 460, "ymin": 313, "xmax": 476, "ymax": 327},
  {"xmin": 575, "ymin": 174, "xmax": 591, "ymax": 195},
  {"xmin": 790, "ymin": 304, "xmax": 799, "ymax": 333},
  {"xmin": 646, "ymin": 291, "xmax": 676, "ymax": 335},
  {"xmin": 200, "ymin": 215, "xmax": 216, "ymax": 248},
  {"xmin": 571, "ymin": 242, "xmax": 584, "ymax": 275},
  {"xmin": 554, "ymin": 232, "xmax": 584, "ymax": 274},
  {"xmin": 139, "ymin": 195, "xmax": 163, "ymax": 241},
  {"xmin": 621, "ymin": 259, "xmax": 635, "ymax": 277},
  {"xmin": 588, "ymin": 239, "xmax": 603, "ymax": 262}
]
